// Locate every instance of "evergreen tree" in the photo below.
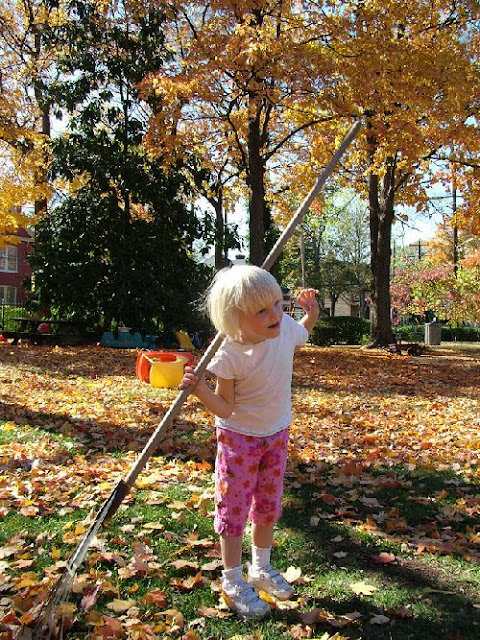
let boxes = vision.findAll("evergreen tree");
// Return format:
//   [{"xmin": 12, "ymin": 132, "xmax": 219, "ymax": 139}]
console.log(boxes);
[{"xmin": 30, "ymin": 0, "xmax": 209, "ymax": 329}]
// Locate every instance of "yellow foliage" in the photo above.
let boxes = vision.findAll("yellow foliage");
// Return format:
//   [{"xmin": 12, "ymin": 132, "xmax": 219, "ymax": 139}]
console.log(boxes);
[
  {"xmin": 142, "ymin": 0, "xmax": 479, "ymax": 232},
  {"xmin": 0, "ymin": 0, "xmax": 62, "ymax": 238}
]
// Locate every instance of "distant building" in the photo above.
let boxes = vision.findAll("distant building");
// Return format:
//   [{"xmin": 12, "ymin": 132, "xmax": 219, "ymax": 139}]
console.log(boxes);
[
  {"xmin": 0, "ymin": 228, "xmax": 34, "ymax": 304},
  {"xmin": 323, "ymin": 288, "xmax": 370, "ymax": 319},
  {"xmin": 203, "ymin": 253, "xmax": 247, "ymax": 269}
]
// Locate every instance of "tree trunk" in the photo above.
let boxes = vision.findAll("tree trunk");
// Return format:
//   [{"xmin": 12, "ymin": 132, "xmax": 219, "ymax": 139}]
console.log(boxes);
[
  {"xmin": 33, "ymin": 31, "xmax": 50, "ymax": 220},
  {"xmin": 366, "ymin": 120, "xmax": 395, "ymax": 346},
  {"xmin": 331, "ymin": 295, "xmax": 337, "ymax": 317},
  {"xmin": 34, "ymin": 105, "xmax": 50, "ymax": 219},
  {"xmin": 368, "ymin": 160, "xmax": 395, "ymax": 346},
  {"xmin": 247, "ymin": 105, "xmax": 266, "ymax": 266},
  {"xmin": 213, "ymin": 189, "xmax": 225, "ymax": 270}
]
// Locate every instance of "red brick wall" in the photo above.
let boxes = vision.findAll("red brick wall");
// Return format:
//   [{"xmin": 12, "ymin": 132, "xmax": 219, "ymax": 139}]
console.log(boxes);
[{"xmin": 0, "ymin": 229, "xmax": 33, "ymax": 304}]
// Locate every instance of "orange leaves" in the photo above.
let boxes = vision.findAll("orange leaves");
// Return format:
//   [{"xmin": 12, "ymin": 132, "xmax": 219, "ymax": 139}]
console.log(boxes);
[
  {"xmin": 117, "ymin": 543, "xmax": 159, "ymax": 580},
  {"xmin": 289, "ymin": 345, "xmax": 480, "ymax": 565},
  {"xmin": 86, "ymin": 612, "xmax": 124, "ymax": 639},
  {"xmin": 169, "ymin": 572, "xmax": 205, "ymax": 592},
  {"xmin": 1, "ymin": 343, "xmax": 479, "ymax": 637},
  {"xmin": 301, "ymin": 607, "xmax": 362, "ymax": 628},
  {"xmin": 142, "ymin": 589, "xmax": 168, "ymax": 609}
]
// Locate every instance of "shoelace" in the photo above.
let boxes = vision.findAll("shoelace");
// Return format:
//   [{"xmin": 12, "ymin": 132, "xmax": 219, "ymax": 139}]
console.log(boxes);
[
  {"xmin": 228, "ymin": 582, "xmax": 260, "ymax": 604},
  {"xmin": 254, "ymin": 564, "xmax": 281, "ymax": 580}
]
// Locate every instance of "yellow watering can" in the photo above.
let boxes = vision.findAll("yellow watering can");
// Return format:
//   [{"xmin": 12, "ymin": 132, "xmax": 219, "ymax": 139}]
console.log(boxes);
[{"xmin": 149, "ymin": 353, "xmax": 188, "ymax": 389}]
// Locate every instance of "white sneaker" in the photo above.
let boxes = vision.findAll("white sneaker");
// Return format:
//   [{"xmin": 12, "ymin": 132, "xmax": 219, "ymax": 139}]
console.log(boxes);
[
  {"xmin": 247, "ymin": 564, "xmax": 294, "ymax": 600},
  {"xmin": 221, "ymin": 580, "xmax": 271, "ymax": 619}
]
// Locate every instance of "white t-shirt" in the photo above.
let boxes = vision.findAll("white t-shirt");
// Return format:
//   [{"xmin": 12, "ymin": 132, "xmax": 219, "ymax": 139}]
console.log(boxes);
[{"xmin": 207, "ymin": 313, "xmax": 308, "ymax": 436}]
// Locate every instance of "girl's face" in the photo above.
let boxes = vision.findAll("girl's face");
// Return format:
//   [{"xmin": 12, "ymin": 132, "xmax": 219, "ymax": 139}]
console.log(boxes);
[{"xmin": 237, "ymin": 297, "xmax": 284, "ymax": 343}]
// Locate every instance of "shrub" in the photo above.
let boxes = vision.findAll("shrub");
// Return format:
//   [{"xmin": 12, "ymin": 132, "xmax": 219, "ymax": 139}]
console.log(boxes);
[
  {"xmin": 393, "ymin": 324, "xmax": 425, "ymax": 342},
  {"xmin": 310, "ymin": 316, "xmax": 371, "ymax": 345},
  {"xmin": 394, "ymin": 324, "xmax": 480, "ymax": 343},
  {"xmin": 441, "ymin": 325, "xmax": 480, "ymax": 342}
]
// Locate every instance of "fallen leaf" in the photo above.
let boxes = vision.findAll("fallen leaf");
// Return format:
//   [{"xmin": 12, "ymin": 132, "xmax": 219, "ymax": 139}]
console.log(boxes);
[
  {"xmin": 283, "ymin": 566, "xmax": 303, "ymax": 583},
  {"xmin": 106, "ymin": 599, "xmax": 136, "ymax": 613},
  {"xmin": 350, "ymin": 581, "xmax": 379, "ymax": 596},
  {"xmin": 369, "ymin": 614, "xmax": 390, "ymax": 624},
  {"xmin": 197, "ymin": 605, "xmax": 232, "ymax": 618},
  {"xmin": 143, "ymin": 589, "xmax": 168, "ymax": 608},
  {"xmin": 370, "ymin": 552, "xmax": 397, "ymax": 564}
]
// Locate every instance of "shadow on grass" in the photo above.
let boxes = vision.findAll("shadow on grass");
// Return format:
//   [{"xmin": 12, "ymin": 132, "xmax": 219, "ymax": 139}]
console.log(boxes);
[
  {"xmin": 278, "ymin": 465, "xmax": 480, "ymax": 640},
  {"xmin": 294, "ymin": 347, "xmax": 480, "ymax": 400},
  {"xmin": 0, "ymin": 400, "xmax": 216, "ymax": 459},
  {"xmin": 0, "ymin": 344, "xmax": 139, "ymax": 378}
]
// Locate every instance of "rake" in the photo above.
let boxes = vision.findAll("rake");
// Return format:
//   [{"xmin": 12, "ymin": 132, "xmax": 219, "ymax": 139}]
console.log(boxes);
[{"xmin": 29, "ymin": 120, "xmax": 361, "ymax": 639}]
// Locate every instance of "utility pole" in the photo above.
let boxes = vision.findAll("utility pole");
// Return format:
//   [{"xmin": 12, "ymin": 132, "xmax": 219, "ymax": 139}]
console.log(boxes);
[
  {"xmin": 452, "ymin": 168, "xmax": 458, "ymax": 278},
  {"xmin": 299, "ymin": 227, "xmax": 306, "ymax": 288}
]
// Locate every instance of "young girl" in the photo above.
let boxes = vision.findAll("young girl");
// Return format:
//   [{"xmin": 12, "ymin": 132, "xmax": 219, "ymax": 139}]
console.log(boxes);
[{"xmin": 179, "ymin": 265, "xmax": 319, "ymax": 619}]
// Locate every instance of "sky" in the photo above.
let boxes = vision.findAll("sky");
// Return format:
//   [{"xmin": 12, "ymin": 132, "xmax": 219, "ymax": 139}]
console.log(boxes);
[
  {"xmin": 219, "ymin": 199, "xmax": 446, "ymax": 263},
  {"xmin": 392, "ymin": 210, "xmax": 444, "ymax": 248}
]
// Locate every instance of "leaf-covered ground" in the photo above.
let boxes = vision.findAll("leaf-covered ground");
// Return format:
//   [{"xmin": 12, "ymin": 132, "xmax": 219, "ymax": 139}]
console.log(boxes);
[{"xmin": 0, "ymin": 343, "xmax": 479, "ymax": 639}]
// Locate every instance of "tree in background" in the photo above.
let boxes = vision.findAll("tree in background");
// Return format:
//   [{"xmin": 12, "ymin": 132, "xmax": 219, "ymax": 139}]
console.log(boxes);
[
  {"xmin": 29, "ymin": 0, "xmax": 208, "ymax": 329},
  {"xmin": 427, "ymin": 219, "xmax": 480, "ymax": 270},
  {"xmin": 143, "ymin": 0, "xmax": 479, "ymax": 345},
  {"xmin": 3, "ymin": 0, "xmax": 477, "ymax": 341},
  {"xmin": 301, "ymin": 0, "xmax": 480, "ymax": 345},
  {"xmin": 391, "ymin": 226, "xmax": 480, "ymax": 325},
  {"xmin": 142, "ymin": 0, "xmax": 336, "ymax": 266},
  {"xmin": 0, "ymin": 0, "xmax": 60, "ymax": 238},
  {"xmin": 277, "ymin": 188, "xmax": 370, "ymax": 316}
]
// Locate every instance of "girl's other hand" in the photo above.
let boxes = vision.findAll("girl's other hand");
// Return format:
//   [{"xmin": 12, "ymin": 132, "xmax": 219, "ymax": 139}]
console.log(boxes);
[{"xmin": 296, "ymin": 288, "xmax": 319, "ymax": 313}]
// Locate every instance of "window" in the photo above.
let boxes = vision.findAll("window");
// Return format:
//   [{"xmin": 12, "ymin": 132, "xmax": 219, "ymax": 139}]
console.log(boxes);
[
  {"xmin": 0, "ymin": 286, "xmax": 17, "ymax": 305},
  {"xmin": 0, "ymin": 245, "xmax": 18, "ymax": 272}
]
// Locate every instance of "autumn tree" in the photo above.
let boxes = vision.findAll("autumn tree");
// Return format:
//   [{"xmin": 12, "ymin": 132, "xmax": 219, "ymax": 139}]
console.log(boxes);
[
  {"xmin": 142, "ymin": 0, "xmax": 337, "ymax": 267},
  {"xmin": 301, "ymin": 0, "xmax": 480, "ymax": 345},
  {"xmin": 0, "ymin": 0, "xmax": 61, "ymax": 239},
  {"xmin": 391, "ymin": 217, "xmax": 480, "ymax": 324},
  {"xmin": 391, "ymin": 258, "xmax": 480, "ymax": 325},
  {"xmin": 142, "ymin": 0, "xmax": 479, "ymax": 345}
]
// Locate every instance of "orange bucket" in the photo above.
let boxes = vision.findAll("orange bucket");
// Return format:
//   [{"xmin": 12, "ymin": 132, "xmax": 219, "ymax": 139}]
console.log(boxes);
[
  {"xmin": 150, "ymin": 354, "xmax": 188, "ymax": 388},
  {"xmin": 136, "ymin": 350, "xmax": 194, "ymax": 382}
]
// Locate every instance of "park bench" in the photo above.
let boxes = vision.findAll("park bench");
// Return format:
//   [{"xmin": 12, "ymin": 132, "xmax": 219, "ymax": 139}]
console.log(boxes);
[
  {"xmin": 387, "ymin": 335, "xmax": 423, "ymax": 356},
  {"xmin": 1, "ymin": 330, "xmax": 59, "ymax": 346}
]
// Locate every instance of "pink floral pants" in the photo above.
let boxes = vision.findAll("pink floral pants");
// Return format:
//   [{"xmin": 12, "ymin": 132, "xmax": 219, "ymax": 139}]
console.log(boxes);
[{"xmin": 214, "ymin": 427, "xmax": 289, "ymax": 537}]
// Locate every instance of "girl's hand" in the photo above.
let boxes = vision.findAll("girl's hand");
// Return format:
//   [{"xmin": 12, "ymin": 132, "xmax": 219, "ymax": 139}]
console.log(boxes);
[
  {"xmin": 178, "ymin": 365, "xmax": 200, "ymax": 390},
  {"xmin": 296, "ymin": 288, "xmax": 320, "ymax": 314}
]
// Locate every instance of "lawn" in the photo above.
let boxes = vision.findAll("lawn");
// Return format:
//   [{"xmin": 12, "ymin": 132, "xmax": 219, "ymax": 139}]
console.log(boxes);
[{"xmin": 0, "ymin": 343, "xmax": 479, "ymax": 640}]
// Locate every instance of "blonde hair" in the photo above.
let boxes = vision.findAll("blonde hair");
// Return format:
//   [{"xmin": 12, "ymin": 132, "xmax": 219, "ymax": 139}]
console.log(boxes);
[{"xmin": 205, "ymin": 265, "xmax": 283, "ymax": 340}]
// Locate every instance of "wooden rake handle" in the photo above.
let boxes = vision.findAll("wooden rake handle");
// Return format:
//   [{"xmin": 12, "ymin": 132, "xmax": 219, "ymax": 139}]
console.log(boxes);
[
  {"xmin": 105, "ymin": 119, "xmax": 362, "ymax": 521},
  {"xmin": 33, "ymin": 122, "xmax": 361, "ymax": 639}
]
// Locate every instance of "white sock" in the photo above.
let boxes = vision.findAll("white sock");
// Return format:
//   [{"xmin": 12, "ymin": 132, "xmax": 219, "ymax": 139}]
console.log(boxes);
[
  {"xmin": 251, "ymin": 545, "xmax": 271, "ymax": 572},
  {"xmin": 221, "ymin": 565, "xmax": 244, "ymax": 591}
]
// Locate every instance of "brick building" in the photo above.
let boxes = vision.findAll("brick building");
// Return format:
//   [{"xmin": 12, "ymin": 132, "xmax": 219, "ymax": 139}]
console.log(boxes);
[{"xmin": 0, "ymin": 228, "xmax": 34, "ymax": 304}]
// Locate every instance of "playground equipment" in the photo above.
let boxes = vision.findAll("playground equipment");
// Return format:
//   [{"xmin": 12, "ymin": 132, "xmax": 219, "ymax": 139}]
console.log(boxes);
[
  {"xmin": 136, "ymin": 350, "xmax": 194, "ymax": 383},
  {"xmin": 100, "ymin": 330, "xmax": 158, "ymax": 349},
  {"xmin": 174, "ymin": 330, "xmax": 195, "ymax": 350}
]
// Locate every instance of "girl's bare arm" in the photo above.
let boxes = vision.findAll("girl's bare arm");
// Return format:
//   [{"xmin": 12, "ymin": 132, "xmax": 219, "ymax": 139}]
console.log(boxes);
[
  {"xmin": 179, "ymin": 368, "xmax": 235, "ymax": 419},
  {"xmin": 297, "ymin": 288, "xmax": 320, "ymax": 335}
]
